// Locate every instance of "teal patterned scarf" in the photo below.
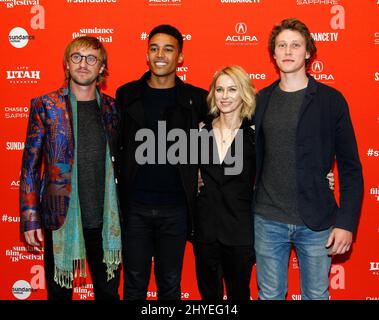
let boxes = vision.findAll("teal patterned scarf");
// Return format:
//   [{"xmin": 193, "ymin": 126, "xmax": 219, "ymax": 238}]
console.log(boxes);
[{"xmin": 52, "ymin": 89, "xmax": 121, "ymax": 288}]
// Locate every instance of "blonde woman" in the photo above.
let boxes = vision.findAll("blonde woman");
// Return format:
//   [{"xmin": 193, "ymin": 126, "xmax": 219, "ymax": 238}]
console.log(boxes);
[{"xmin": 194, "ymin": 66, "xmax": 256, "ymax": 300}]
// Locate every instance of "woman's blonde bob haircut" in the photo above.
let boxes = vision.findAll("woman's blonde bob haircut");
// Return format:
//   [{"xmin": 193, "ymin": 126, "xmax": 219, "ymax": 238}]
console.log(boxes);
[{"xmin": 207, "ymin": 65, "xmax": 256, "ymax": 120}]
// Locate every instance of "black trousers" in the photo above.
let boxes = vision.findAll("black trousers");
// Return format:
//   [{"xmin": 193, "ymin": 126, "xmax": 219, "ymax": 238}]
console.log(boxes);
[
  {"xmin": 121, "ymin": 203, "xmax": 187, "ymax": 300},
  {"xmin": 44, "ymin": 227, "xmax": 120, "ymax": 300},
  {"xmin": 193, "ymin": 240, "xmax": 255, "ymax": 300}
]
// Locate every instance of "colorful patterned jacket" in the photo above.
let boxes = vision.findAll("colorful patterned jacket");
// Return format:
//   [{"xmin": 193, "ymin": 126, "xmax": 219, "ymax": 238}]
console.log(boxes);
[{"xmin": 20, "ymin": 83, "xmax": 119, "ymax": 232}]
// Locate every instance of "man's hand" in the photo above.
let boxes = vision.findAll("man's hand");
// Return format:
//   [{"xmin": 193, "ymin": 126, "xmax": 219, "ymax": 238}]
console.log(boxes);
[
  {"xmin": 325, "ymin": 228, "xmax": 352, "ymax": 255},
  {"xmin": 326, "ymin": 172, "xmax": 335, "ymax": 190},
  {"xmin": 24, "ymin": 229, "xmax": 43, "ymax": 247}
]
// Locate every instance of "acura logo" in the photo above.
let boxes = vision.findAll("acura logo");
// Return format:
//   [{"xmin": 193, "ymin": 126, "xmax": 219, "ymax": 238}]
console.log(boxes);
[
  {"xmin": 235, "ymin": 23, "xmax": 247, "ymax": 35},
  {"xmin": 311, "ymin": 60, "xmax": 324, "ymax": 73}
]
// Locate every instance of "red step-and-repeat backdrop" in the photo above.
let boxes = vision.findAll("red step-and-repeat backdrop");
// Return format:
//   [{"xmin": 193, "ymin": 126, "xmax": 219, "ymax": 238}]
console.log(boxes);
[{"xmin": 0, "ymin": 0, "xmax": 378, "ymax": 300}]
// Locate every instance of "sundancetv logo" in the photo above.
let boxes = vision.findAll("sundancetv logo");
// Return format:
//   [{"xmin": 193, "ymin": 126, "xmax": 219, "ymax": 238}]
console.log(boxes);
[
  {"xmin": 12, "ymin": 280, "xmax": 35, "ymax": 300},
  {"xmin": 311, "ymin": 31, "xmax": 339, "ymax": 42}
]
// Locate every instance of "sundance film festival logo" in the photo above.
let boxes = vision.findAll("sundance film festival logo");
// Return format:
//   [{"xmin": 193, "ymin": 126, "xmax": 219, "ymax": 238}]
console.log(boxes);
[
  {"xmin": 370, "ymin": 262, "xmax": 379, "ymax": 276},
  {"xmin": 177, "ymin": 66, "xmax": 189, "ymax": 82},
  {"xmin": 135, "ymin": 121, "xmax": 244, "ymax": 175},
  {"xmin": 1, "ymin": 0, "xmax": 40, "ymax": 8},
  {"xmin": 147, "ymin": 0, "xmax": 182, "ymax": 6},
  {"xmin": 6, "ymin": 246, "xmax": 43, "ymax": 263},
  {"xmin": 3, "ymin": 106, "xmax": 29, "ymax": 120},
  {"xmin": 6, "ymin": 66, "xmax": 40, "ymax": 84},
  {"xmin": 310, "ymin": 60, "xmax": 335, "ymax": 83},
  {"xmin": 9, "ymin": 27, "xmax": 35, "ymax": 48},
  {"xmin": 225, "ymin": 22, "xmax": 258, "ymax": 46},
  {"xmin": 74, "ymin": 284, "xmax": 94, "ymax": 300},
  {"xmin": 370, "ymin": 187, "xmax": 379, "ymax": 202},
  {"xmin": 72, "ymin": 27, "xmax": 114, "ymax": 42}
]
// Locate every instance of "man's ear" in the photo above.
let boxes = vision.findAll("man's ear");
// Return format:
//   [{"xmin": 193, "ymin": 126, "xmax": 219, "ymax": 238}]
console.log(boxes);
[{"xmin": 178, "ymin": 52, "xmax": 184, "ymax": 64}]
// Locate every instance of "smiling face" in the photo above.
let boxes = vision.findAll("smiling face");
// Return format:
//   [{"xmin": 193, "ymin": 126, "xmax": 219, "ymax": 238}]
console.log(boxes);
[
  {"xmin": 273, "ymin": 29, "xmax": 310, "ymax": 76},
  {"xmin": 214, "ymin": 74, "xmax": 243, "ymax": 117},
  {"xmin": 66, "ymin": 46, "xmax": 105, "ymax": 87},
  {"xmin": 147, "ymin": 33, "xmax": 183, "ymax": 82}
]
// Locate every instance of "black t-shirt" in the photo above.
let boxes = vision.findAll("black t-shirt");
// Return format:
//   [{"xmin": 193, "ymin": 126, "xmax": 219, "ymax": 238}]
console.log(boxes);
[{"xmin": 131, "ymin": 83, "xmax": 186, "ymax": 207}]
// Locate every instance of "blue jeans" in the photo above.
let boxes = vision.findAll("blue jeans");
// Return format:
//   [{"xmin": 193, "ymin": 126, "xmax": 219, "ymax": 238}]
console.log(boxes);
[{"xmin": 254, "ymin": 214, "xmax": 332, "ymax": 300}]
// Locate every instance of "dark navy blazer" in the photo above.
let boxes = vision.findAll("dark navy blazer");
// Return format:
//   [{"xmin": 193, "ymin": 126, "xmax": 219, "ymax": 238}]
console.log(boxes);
[{"xmin": 254, "ymin": 75, "xmax": 363, "ymax": 233}]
